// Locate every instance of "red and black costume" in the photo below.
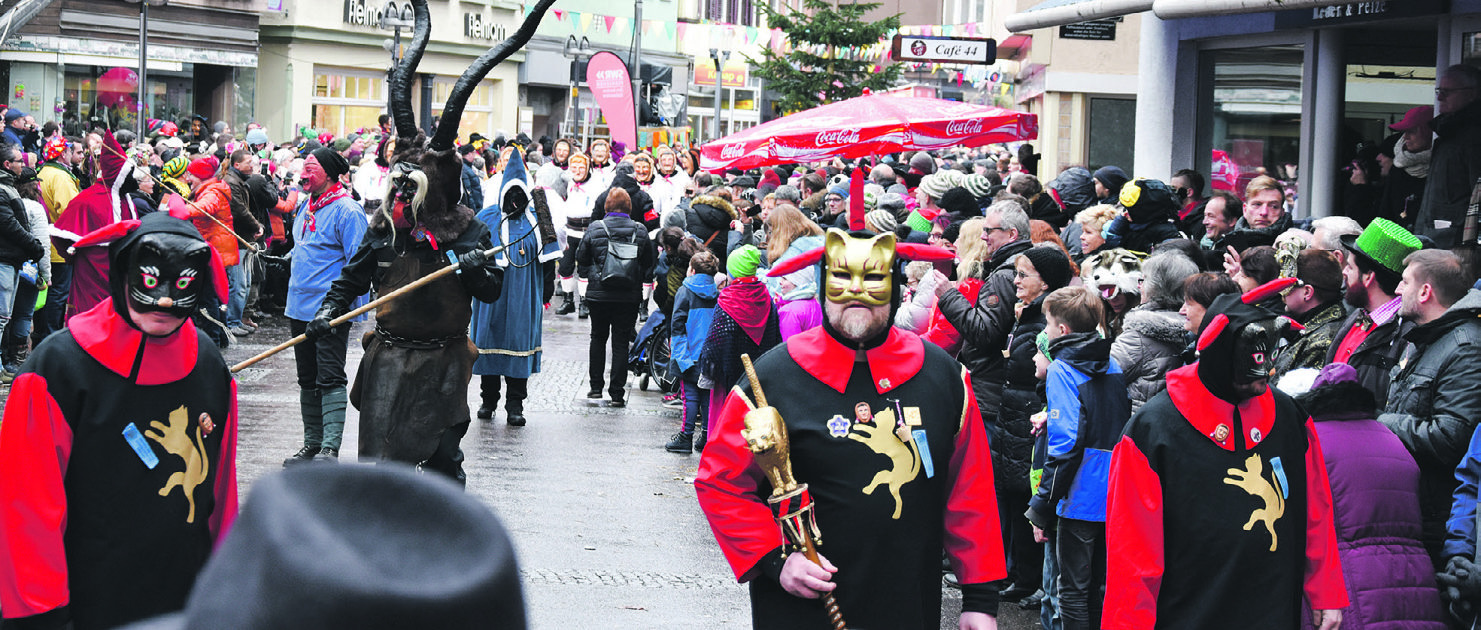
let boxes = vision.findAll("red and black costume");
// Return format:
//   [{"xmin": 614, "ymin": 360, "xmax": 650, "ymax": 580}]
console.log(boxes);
[
  {"xmin": 1103, "ymin": 282, "xmax": 1347, "ymax": 629},
  {"xmin": 0, "ymin": 212, "xmax": 238, "ymax": 630},
  {"xmin": 695, "ymin": 325, "xmax": 1005, "ymax": 629}
]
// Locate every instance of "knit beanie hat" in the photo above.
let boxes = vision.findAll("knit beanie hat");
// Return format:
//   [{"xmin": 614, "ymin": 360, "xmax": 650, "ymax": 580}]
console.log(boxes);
[
  {"xmin": 162, "ymin": 155, "xmax": 189, "ymax": 179},
  {"xmin": 187, "ymin": 156, "xmax": 219, "ymax": 180},
  {"xmin": 866, "ymin": 210, "xmax": 898, "ymax": 233},
  {"xmin": 918, "ymin": 173, "xmax": 953, "ymax": 201},
  {"xmin": 727, "ymin": 244, "xmax": 762, "ymax": 279},
  {"xmin": 309, "ymin": 146, "xmax": 351, "ymax": 179},
  {"xmin": 905, "ymin": 207, "xmax": 940, "ymax": 233},
  {"xmin": 909, "ymin": 151, "xmax": 936, "ymax": 175},
  {"xmin": 878, "ymin": 192, "xmax": 907, "ymax": 218},
  {"xmin": 938, "ymin": 187, "xmax": 979, "ymax": 217},
  {"xmin": 1022, "ymin": 246, "xmax": 1074, "ymax": 292},
  {"xmin": 962, "ymin": 173, "xmax": 993, "ymax": 200}
]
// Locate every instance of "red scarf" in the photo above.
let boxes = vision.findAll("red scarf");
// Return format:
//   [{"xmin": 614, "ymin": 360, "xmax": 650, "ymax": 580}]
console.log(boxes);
[
  {"xmin": 304, "ymin": 183, "xmax": 348, "ymax": 232},
  {"xmin": 717, "ymin": 276, "xmax": 773, "ymax": 345}
]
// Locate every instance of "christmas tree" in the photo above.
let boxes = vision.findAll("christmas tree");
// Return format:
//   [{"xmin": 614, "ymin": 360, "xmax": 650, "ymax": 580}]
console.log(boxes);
[{"xmin": 748, "ymin": 0, "xmax": 903, "ymax": 115}]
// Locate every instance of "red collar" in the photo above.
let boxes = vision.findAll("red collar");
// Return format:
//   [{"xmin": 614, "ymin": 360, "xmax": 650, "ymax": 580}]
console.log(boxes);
[
  {"xmin": 1166, "ymin": 364, "xmax": 1275, "ymax": 451},
  {"xmin": 787, "ymin": 327, "xmax": 924, "ymax": 395},
  {"xmin": 70, "ymin": 299, "xmax": 201, "ymax": 385}
]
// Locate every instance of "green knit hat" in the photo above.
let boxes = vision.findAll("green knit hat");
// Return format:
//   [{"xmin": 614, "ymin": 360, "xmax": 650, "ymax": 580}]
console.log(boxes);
[
  {"xmin": 162, "ymin": 155, "xmax": 189, "ymax": 179},
  {"xmin": 1340, "ymin": 217, "xmax": 1421, "ymax": 277},
  {"xmin": 905, "ymin": 209, "xmax": 933, "ymax": 233},
  {"xmin": 727, "ymin": 245, "xmax": 762, "ymax": 279}
]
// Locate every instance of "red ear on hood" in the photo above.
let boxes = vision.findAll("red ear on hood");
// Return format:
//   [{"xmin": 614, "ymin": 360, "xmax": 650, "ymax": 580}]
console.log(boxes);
[
  {"xmin": 70, "ymin": 219, "xmax": 141, "ymax": 252},
  {"xmin": 766, "ymin": 247, "xmax": 824, "ymax": 278},
  {"xmin": 1196, "ymin": 313, "xmax": 1230, "ymax": 352},
  {"xmin": 98, "ymin": 129, "xmax": 127, "ymax": 187},
  {"xmin": 1242, "ymin": 277, "xmax": 1297, "ymax": 305},
  {"xmin": 1280, "ymin": 315, "xmax": 1305, "ymax": 332},
  {"xmin": 848, "ymin": 167, "xmax": 866, "ymax": 231},
  {"xmin": 207, "ymin": 244, "xmax": 228, "ymax": 304},
  {"xmin": 895, "ymin": 242, "xmax": 956, "ymax": 262}
]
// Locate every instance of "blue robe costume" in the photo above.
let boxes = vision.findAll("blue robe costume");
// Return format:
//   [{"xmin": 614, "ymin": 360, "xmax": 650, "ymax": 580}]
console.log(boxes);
[{"xmin": 471, "ymin": 156, "xmax": 560, "ymax": 378}]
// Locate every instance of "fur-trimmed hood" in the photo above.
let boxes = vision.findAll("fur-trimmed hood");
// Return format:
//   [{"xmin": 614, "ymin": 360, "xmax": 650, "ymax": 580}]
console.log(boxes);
[
  {"xmin": 1296, "ymin": 380, "xmax": 1377, "ymax": 420},
  {"xmin": 690, "ymin": 194, "xmax": 737, "ymax": 221},
  {"xmin": 1121, "ymin": 306, "xmax": 1188, "ymax": 346}
]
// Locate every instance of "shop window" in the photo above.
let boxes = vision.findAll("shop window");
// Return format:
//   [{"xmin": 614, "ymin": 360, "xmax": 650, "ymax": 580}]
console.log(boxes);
[
  {"xmin": 431, "ymin": 78, "xmax": 497, "ymax": 141},
  {"xmin": 60, "ymin": 65, "xmax": 194, "ymax": 135},
  {"xmin": 1465, "ymin": 31, "xmax": 1481, "ymax": 66},
  {"xmin": 311, "ymin": 69, "xmax": 388, "ymax": 137},
  {"xmin": 1205, "ymin": 45, "xmax": 1304, "ymax": 199},
  {"xmin": 1087, "ymin": 97, "xmax": 1135, "ymax": 172}
]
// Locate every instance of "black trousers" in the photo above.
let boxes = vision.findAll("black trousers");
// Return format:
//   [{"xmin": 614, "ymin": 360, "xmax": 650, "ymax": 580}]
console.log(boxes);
[
  {"xmin": 289, "ymin": 318, "xmax": 352, "ymax": 390},
  {"xmin": 998, "ymin": 484, "xmax": 1043, "ymax": 591},
  {"xmin": 587, "ymin": 300, "xmax": 638, "ymax": 398},
  {"xmin": 1056, "ymin": 517, "xmax": 1106, "ymax": 630},
  {"xmin": 480, "ymin": 375, "xmax": 528, "ymax": 414}
]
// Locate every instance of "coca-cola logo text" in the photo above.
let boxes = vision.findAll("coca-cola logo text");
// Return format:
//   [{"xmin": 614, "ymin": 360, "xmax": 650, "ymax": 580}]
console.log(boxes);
[
  {"xmin": 945, "ymin": 119, "xmax": 984, "ymax": 136},
  {"xmin": 720, "ymin": 143, "xmax": 745, "ymax": 159},
  {"xmin": 814, "ymin": 129, "xmax": 861, "ymax": 146}
]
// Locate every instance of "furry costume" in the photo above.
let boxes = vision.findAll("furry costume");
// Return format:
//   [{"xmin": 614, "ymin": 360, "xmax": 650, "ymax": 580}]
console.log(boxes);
[{"xmin": 309, "ymin": 0, "xmax": 554, "ymax": 483}]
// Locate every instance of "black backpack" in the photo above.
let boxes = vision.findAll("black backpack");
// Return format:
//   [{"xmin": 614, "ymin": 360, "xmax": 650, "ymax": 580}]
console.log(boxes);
[{"xmin": 596, "ymin": 219, "xmax": 643, "ymax": 290}]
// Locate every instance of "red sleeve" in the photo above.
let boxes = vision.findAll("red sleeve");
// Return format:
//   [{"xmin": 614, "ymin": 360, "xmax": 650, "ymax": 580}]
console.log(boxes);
[
  {"xmin": 209, "ymin": 379, "xmax": 240, "ymax": 545},
  {"xmin": 1103, "ymin": 434, "xmax": 1163, "ymax": 630},
  {"xmin": 0, "ymin": 373, "xmax": 74, "ymax": 619},
  {"xmin": 693, "ymin": 386, "xmax": 784, "ymax": 582},
  {"xmin": 919, "ymin": 306, "xmax": 961, "ymax": 354},
  {"xmin": 1302, "ymin": 417, "xmax": 1349, "ymax": 610},
  {"xmin": 944, "ymin": 366, "xmax": 1007, "ymax": 584}
]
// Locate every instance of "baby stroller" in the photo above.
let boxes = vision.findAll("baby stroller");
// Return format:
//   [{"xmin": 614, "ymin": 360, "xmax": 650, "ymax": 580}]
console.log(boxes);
[{"xmin": 629, "ymin": 310, "xmax": 678, "ymax": 393}]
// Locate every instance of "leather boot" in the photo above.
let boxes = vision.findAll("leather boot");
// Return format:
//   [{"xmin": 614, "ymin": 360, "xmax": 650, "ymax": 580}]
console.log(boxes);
[
  {"xmin": 285, "ymin": 388, "xmax": 322, "ymax": 467},
  {"xmin": 556, "ymin": 293, "xmax": 575, "ymax": 315}
]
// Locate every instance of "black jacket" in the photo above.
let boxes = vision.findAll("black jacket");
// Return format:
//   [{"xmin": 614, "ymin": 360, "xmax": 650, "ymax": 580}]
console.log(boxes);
[
  {"xmin": 592, "ymin": 174, "xmax": 657, "ymax": 231},
  {"xmin": 1322, "ymin": 302, "xmax": 1413, "ymax": 410},
  {"xmin": 575, "ymin": 212, "xmax": 657, "ymax": 303},
  {"xmin": 1378, "ymin": 165, "xmax": 1426, "ymax": 229},
  {"xmin": 937, "ymin": 238, "xmax": 1033, "ymax": 419},
  {"xmin": 1416, "ymin": 99, "xmax": 1481, "ymax": 247},
  {"xmin": 995, "ymin": 295, "xmax": 1046, "ymax": 492},
  {"xmin": 219, "ymin": 167, "xmax": 263, "ymax": 241},
  {"xmin": 1379, "ymin": 289, "xmax": 1481, "ymax": 559},
  {"xmin": 0, "ymin": 169, "xmax": 43, "ymax": 266},
  {"xmin": 685, "ymin": 194, "xmax": 736, "ymax": 265}
]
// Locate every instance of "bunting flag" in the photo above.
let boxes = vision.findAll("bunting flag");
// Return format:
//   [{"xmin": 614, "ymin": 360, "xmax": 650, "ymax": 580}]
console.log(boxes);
[
  {"xmin": 579, "ymin": 12, "xmax": 594, "ymax": 34},
  {"xmin": 603, "ymin": 15, "xmax": 615, "ymax": 33},
  {"xmin": 677, "ymin": 22, "xmax": 688, "ymax": 41},
  {"xmin": 552, "ymin": 8, "xmax": 563, "ymax": 20}
]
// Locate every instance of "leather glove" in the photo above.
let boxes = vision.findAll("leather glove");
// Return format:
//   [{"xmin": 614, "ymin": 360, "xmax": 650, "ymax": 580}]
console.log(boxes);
[
  {"xmin": 304, "ymin": 316, "xmax": 334, "ymax": 341},
  {"xmin": 457, "ymin": 247, "xmax": 488, "ymax": 270},
  {"xmin": 1438, "ymin": 556, "xmax": 1481, "ymax": 620}
]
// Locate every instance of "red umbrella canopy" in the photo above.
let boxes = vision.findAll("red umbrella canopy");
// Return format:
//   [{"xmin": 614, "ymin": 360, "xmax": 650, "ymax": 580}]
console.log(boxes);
[
  {"xmin": 97, "ymin": 67, "xmax": 140, "ymax": 109},
  {"xmin": 701, "ymin": 93, "xmax": 1037, "ymax": 173}
]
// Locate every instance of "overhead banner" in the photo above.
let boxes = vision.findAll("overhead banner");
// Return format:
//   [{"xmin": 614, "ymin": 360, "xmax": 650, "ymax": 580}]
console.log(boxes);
[{"xmin": 585, "ymin": 51, "xmax": 636, "ymax": 150}]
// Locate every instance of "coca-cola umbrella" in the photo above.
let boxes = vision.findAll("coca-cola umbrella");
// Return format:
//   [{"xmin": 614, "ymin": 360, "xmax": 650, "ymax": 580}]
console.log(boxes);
[
  {"xmin": 700, "ymin": 91, "xmax": 1037, "ymax": 173},
  {"xmin": 96, "ymin": 67, "xmax": 140, "ymax": 109}
]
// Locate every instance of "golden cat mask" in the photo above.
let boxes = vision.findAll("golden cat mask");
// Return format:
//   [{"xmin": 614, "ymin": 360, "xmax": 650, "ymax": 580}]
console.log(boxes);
[{"xmin": 823, "ymin": 229, "xmax": 896, "ymax": 306}]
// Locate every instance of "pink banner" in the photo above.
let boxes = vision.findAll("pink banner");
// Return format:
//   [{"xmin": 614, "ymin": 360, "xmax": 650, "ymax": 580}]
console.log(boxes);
[{"xmin": 585, "ymin": 51, "xmax": 637, "ymax": 151}]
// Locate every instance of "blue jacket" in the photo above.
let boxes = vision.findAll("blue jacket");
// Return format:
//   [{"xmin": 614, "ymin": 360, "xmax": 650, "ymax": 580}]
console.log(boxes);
[
  {"xmin": 461, "ymin": 162, "xmax": 484, "ymax": 211},
  {"xmin": 1026, "ymin": 332, "xmax": 1131, "ymax": 525},
  {"xmin": 670, "ymin": 274, "xmax": 717, "ymax": 375}
]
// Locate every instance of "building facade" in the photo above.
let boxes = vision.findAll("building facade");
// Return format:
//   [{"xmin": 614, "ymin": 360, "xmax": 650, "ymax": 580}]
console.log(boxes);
[{"xmin": 258, "ymin": 0, "xmax": 524, "ymax": 142}]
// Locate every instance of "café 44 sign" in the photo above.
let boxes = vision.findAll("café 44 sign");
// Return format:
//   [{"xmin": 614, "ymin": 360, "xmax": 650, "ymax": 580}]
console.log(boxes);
[{"xmin": 891, "ymin": 35, "xmax": 996, "ymax": 65}]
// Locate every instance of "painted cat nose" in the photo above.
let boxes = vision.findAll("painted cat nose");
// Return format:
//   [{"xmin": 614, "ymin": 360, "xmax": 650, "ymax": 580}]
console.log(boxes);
[{"xmin": 158, "ymin": 297, "xmax": 174, "ymax": 308}]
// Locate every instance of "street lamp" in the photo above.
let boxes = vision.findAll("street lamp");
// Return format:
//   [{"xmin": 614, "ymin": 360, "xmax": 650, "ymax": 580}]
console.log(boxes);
[
  {"xmin": 381, "ymin": 0, "xmax": 413, "ymax": 115},
  {"xmin": 562, "ymin": 35, "xmax": 592, "ymax": 141},
  {"xmin": 124, "ymin": 0, "xmax": 167, "ymax": 137},
  {"xmin": 708, "ymin": 26, "xmax": 731, "ymax": 141}
]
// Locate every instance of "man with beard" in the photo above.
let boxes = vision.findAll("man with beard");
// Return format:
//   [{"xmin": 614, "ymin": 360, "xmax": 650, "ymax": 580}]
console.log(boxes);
[
  {"xmin": 0, "ymin": 211, "xmax": 238, "ymax": 630},
  {"xmin": 696, "ymin": 228, "xmax": 1006, "ymax": 630},
  {"xmin": 1379, "ymin": 249, "xmax": 1481, "ymax": 566},
  {"xmin": 1323, "ymin": 218, "xmax": 1421, "ymax": 409},
  {"xmin": 1103, "ymin": 279, "xmax": 1347, "ymax": 630}
]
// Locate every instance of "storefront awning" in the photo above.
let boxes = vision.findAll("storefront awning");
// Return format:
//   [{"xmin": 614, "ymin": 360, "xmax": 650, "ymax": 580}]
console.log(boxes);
[{"xmin": 1003, "ymin": 0, "xmax": 1154, "ymax": 33}]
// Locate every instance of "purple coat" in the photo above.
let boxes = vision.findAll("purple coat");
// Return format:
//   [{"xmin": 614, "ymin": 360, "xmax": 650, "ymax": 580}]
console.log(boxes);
[{"xmin": 1299, "ymin": 381, "xmax": 1447, "ymax": 630}]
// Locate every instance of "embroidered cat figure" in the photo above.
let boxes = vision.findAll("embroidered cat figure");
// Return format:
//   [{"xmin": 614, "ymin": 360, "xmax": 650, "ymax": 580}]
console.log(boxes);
[
  {"xmin": 145, "ymin": 405, "xmax": 210, "ymax": 523},
  {"xmin": 1223, "ymin": 453, "xmax": 1285, "ymax": 552}
]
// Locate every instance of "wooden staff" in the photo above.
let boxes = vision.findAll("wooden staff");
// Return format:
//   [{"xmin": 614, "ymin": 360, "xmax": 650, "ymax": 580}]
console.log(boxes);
[
  {"xmin": 98, "ymin": 141, "xmax": 259, "ymax": 253},
  {"xmin": 230, "ymin": 225, "xmax": 535, "ymax": 373},
  {"xmin": 740, "ymin": 354, "xmax": 846, "ymax": 630}
]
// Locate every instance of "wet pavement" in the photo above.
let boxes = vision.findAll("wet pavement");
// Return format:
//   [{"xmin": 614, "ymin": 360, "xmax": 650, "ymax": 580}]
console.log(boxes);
[{"xmin": 13, "ymin": 307, "xmax": 1044, "ymax": 629}]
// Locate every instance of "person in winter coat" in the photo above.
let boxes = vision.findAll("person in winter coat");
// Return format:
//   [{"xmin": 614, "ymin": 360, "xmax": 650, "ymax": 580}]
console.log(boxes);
[
  {"xmin": 933, "ymin": 200, "xmax": 1034, "ymax": 430},
  {"xmin": 182, "ymin": 157, "xmax": 238, "ymax": 346},
  {"xmin": 575, "ymin": 187, "xmax": 657, "ymax": 407},
  {"xmin": 1101, "ymin": 179, "xmax": 1183, "ymax": 255},
  {"xmin": 1379, "ymin": 250, "xmax": 1481, "ymax": 566},
  {"xmin": 458, "ymin": 144, "xmax": 484, "ymax": 212},
  {"xmin": 1288, "ymin": 364, "xmax": 1448, "ymax": 630},
  {"xmin": 685, "ymin": 190, "xmax": 736, "ymax": 266},
  {"xmin": 1110, "ymin": 251, "xmax": 1197, "ymax": 413},
  {"xmin": 663, "ymin": 251, "xmax": 718, "ymax": 455},
  {"xmin": 994, "ymin": 245, "xmax": 1074, "ymax": 604},
  {"xmin": 1270, "ymin": 250, "xmax": 1348, "ymax": 380},
  {"xmin": 1026, "ymin": 285, "xmax": 1132, "ymax": 630},
  {"xmin": 51, "ymin": 132, "xmax": 136, "ymax": 325},
  {"xmin": 921, "ymin": 218, "xmax": 986, "ymax": 355},
  {"xmin": 1091, "ymin": 166, "xmax": 1128, "ymax": 204},
  {"xmin": 1378, "ymin": 110, "xmax": 1431, "ymax": 229},
  {"xmin": 1414, "ymin": 65, "xmax": 1481, "ymax": 248},
  {"xmin": 1327, "ymin": 218, "xmax": 1421, "ymax": 409}
]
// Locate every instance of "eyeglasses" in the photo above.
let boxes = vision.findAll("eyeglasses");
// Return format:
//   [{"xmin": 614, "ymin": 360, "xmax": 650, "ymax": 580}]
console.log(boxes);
[
  {"xmin": 1014, "ymin": 269, "xmax": 1040, "ymax": 279},
  {"xmin": 983, "ymin": 226, "xmax": 1011, "ymax": 233},
  {"xmin": 1437, "ymin": 86, "xmax": 1476, "ymax": 98},
  {"xmin": 825, "ymin": 197, "xmax": 844, "ymax": 203}
]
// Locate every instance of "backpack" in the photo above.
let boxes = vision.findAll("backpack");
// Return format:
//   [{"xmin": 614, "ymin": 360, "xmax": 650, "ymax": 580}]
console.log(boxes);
[{"xmin": 597, "ymin": 219, "xmax": 643, "ymax": 290}]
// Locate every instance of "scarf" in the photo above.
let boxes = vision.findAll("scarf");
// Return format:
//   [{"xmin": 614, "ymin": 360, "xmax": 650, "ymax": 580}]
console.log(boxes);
[
  {"xmin": 1393, "ymin": 141, "xmax": 1432, "ymax": 179},
  {"xmin": 717, "ymin": 276, "xmax": 773, "ymax": 345},
  {"xmin": 304, "ymin": 182, "xmax": 348, "ymax": 232}
]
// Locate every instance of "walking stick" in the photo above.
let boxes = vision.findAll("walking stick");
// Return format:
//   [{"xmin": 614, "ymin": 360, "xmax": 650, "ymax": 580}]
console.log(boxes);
[
  {"xmin": 229, "ymin": 225, "xmax": 537, "ymax": 373},
  {"xmin": 740, "ymin": 354, "xmax": 847, "ymax": 630}
]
